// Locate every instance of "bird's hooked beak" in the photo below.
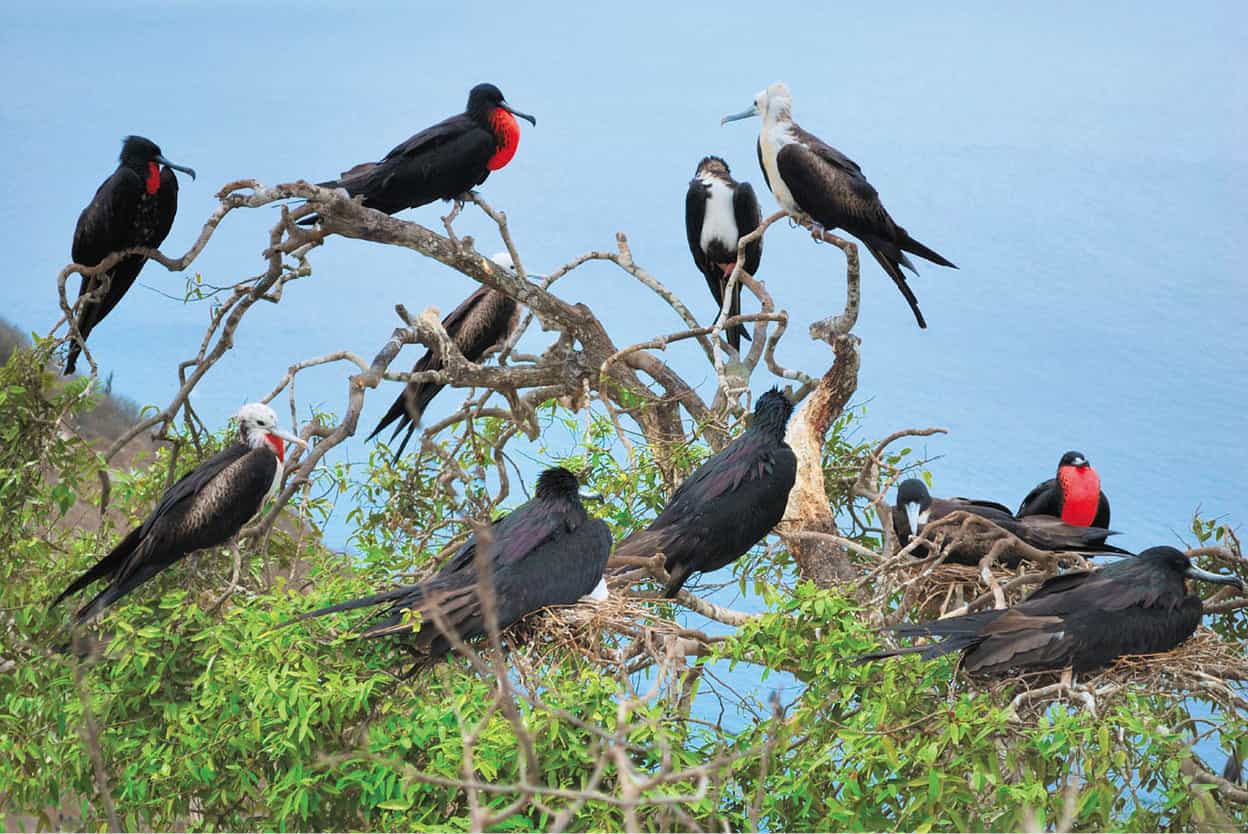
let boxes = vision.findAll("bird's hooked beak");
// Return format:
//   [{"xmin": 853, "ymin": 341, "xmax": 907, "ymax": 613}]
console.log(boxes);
[
  {"xmin": 1185, "ymin": 564, "xmax": 1245, "ymax": 592},
  {"xmin": 904, "ymin": 502, "xmax": 923, "ymax": 536},
  {"xmin": 721, "ymin": 104, "xmax": 760, "ymax": 125},
  {"xmin": 154, "ymin": 155, "xmax": 196, "ymax": 180},
  {"xmin": 1070, "ymin": 455, "xmax": 1089, "ymax": 468},
  {"xmin": 272, "ymin": 427, "xmax": 308, "ymax": 450},
  {"xmin": 578, "ymin": 490, "xmax": 604, "ymax": 503},
  {"xmin": 501, "ymin": 101, "xmax": 536, "ymax": 126}
]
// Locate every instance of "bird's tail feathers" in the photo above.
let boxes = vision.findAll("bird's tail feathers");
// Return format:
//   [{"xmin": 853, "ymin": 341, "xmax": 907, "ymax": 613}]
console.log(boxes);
[
  {"xmin": 51, "ymin": 527, "xmax": 142, "ymax": 610},
  {"xmin": 862, "ymin": 239, "xmax": 927, "ymax": 329},
  {"xmin": 284, "ymin": 584, "xmax": 423, "ymax": 628},
  {"xmin": 859, "ymin": 610, "xmax": 1004, "ymax": 664},
  {"xmin": 897, "ymin": 228, "xmax": 957, "ymax": 269}
]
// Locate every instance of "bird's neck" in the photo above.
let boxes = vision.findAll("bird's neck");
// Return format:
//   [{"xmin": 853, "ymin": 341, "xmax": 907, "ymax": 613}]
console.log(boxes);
[
  {"xmin": 245, "ymin": 429, "xmax": 286, "ymax": 462},
  {"xmin": 144, "ymin": 161, "xmax": 161, "ymax": 195},
  {"xmin": 1057, "ymin": 466, "xmax": 1099, "ymax": 526},
  {"xmin": 486, "ymin": 108, "xmax": 521, "ymax": 171}
]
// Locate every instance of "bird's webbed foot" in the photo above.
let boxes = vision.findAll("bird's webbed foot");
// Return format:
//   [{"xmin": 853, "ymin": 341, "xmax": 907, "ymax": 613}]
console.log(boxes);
[{"xmin": 809, "ymin": 221, "xmax": 827, "ymax": 242}]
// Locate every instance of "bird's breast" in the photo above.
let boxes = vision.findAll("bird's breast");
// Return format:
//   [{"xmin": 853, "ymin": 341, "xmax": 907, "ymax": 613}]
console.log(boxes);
[
  {"xmin": 699, "ymin": 178, "xmax": 739, "ymax": 254},
  {"xmin": 1057, "ymin": 466, "xmax": 1100, "ymax": 527},
  {"xmin": 146, "ymin": 162, "xmax": 162, "ymax": 195},
  {"xmin": 759, "ymin": 125, "xmax": 800, "ymax": 215},
  {"xmin": 487, "ymin": 109, "xmax": 521, "ymax": 171}
]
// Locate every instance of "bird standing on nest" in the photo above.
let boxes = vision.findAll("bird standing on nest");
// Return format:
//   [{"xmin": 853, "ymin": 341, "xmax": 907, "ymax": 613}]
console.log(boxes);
[
  {"xmin": 290, "ymin": 467, "xmax": 610, "ymax": 660},
  {"xmin": 860, "ymin": 546, "xmax": 1243, "ymax": 676}
]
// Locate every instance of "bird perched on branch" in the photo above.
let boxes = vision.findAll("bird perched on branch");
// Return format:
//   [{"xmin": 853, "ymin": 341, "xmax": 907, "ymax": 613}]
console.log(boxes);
[
  {"xmin": 1017, "ymin": 450, "xmax": 1110, "ymax": 528},
  {"xmin": 893, "ymin": 478, "xmax": 1128, "ymax": 567},
  {"xmin": 861, "ymin": 546, "xmax": 1244, "ymax": 675},
  {"xmin": 65, "ymin": 135, "xmax": 195, "ymax": 375},
  {"xmin": 51, "ymin": 403, "xmax": 304, "ymax": 624},
  {"xmin": 722, "ymin": 82, "xmax": 955, "ymax": 328},
  {"xmin": 367, "ymin": 253, "xmax": 521, "ymax": 463},
  {"xmin": 291, "ymin": 467, "xmax": 610, "ymax": 658},
  {"xmin": 613, "ymin": 388, "xmax": 797, "ymax": 597},
  {"xmin": 303, "ymin": 83, "xmax": 535, "ymax": 224},
  {"xmin": 685, "ymin": 156, "xmax": 763, "ymax": 350}
]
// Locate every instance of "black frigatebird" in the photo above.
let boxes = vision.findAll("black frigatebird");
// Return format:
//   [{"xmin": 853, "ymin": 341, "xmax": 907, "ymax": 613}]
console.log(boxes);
[
  {"xmin": 367, "ymin": 253, "xmax": 521, "ymax": 463},
  {"xmin": 292, "ymin": 467, "xmax": 610, "ymax": 658},
  {"xmin": 685, "ymin": 156, "xmax": 763, "ymax": 350},
  {"xmin": 51, "ymin": 403, "xmax": 304, "ymax": 624},
  {"xmin": 893, "ymin": 478, "xmax": 1128, "ymax": 567},
  {"xmin": 65, "ymin": 135, "xmax": 195, "ymax": 374},
  {"xmin": 613, "ymin": 388, "xmax": 797, "ymax": 597},
  {"xmin": 303, "ymin": 83, "xmax": 535, "ymax": 223},
  {"xmin": 722, "ymin": 82, "xmax": 955, "ymax": 328},
  {"xmin": 862, "ymin": 546, "xmax": 1243, "ymax": 675},
  {"xmin": 1017, "ymin": 451, "xmax": 1111, "ymax": 528}
]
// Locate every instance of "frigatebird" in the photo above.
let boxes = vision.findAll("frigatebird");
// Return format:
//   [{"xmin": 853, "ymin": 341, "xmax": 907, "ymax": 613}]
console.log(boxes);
[
  {"xmin": 292, "ymin": 467, "xmax": 610, "ymax": 658},
  {"xmin": 861, "ymin": 546, "xmax": 1243, "ymax": 675},
  {"xmin": 51, "ymin": 403, "xmax": 304, "ymax": 624},
  {"xmin": 893, "ymin": 478, "xmax": 1128, "ymax": 567},
  {"xmin": 685, "ymin": 156, "xmax": 763, "ymax": 350},
  {"xmin": 65, "ymin": 135, "xmax": 195, "ymax": 375},
  {"xmin": 613, "ymin": 388, "xmax": 797, "ymax": 597},
  {"xmin": 367, "ymin": 253, "xmax": 521, "ymax": 463},
  {"xmin": 303, "ymin": 83, "xmax": 535, "ymax": 224},
  {"xmin": 1017, "ymin": 451, "xmax": 1110, "ymax": 528},
  {"xmin": 722, "ymin": 83, "xmax": 955, "ymax": 328}
]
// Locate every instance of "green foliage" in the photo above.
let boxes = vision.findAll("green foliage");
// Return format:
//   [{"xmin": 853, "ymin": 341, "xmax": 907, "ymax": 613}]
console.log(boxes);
[{"xmin": 0, "ymin": 364, "xmax": 1243, "ymax": 831}]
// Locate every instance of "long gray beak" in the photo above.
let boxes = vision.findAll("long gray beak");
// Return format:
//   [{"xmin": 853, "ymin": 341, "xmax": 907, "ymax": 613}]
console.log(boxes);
[
  {"xmin": 501, "ymin": 102, "xmax": 536, "ymax": 126},
  {"xmin": 721, "ymin": 104, "xmax": 760, "ymax": 125},
  {"xmin": 579, "ymin": 490, "xmax": 603, "ymax": 503},
  {"xmin": 905, "ymin": 502, "xmax": 922, "ymax": 537},
  {"xmin": 1185, "ymin": 564, "xmax": 1245, "ymax": 591},
  {"xmin": 273, "ymin": 427, "xmax": 308, "ymax": 449},
  {"xmin": 155, "ymin": 155, "xmax": 196, "ymax": 180}
]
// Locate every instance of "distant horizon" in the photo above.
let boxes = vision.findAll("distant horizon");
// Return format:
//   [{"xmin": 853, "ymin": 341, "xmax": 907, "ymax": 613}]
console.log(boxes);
[{"xmin": 2, "ymin": 0, "xmax": 1244, "ymax": 557}]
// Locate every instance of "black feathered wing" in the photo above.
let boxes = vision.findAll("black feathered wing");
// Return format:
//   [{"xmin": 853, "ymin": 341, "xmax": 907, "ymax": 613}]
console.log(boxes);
[
  {"xmin": 66, "ymin": 168, "xmax": 146, "ymax": 373},
  {"xmin": 616, "ymin": 430, "xmax": 797, "ymax": 596},
  {"xmin": 685, "ymin": 178, "xmax": 750, "ymax": 350},
  {"xmin": 367, "ymin": 287, "xmax": 516, "ymax": 462},
  {"xmin": 56, "ymin": 444, "xmax": 275, "ymax": 622},
  {"xmin": 776, "ymin": 141, "xmax": 928, "ymax": 328}
]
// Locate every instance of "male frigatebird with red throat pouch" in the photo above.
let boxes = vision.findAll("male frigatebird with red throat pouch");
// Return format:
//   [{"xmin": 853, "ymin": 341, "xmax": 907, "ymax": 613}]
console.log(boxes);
[
  {"xmin": 51, "ymin": 403, "xmax": 305, "ymax": 625},
  {"xmin": 722, "ymin": 83, "xmax": 955, "ymax": 328},
  {"xmin": 303, "ymin": 83, "xmax": 535, "ymax": 223},
  {"xmin": 64, "ymin": 135, "xmax": 195, "ymax": 375},
  {"xmin": 893, "ymin": 478, "xmax": 1128, "ymax": 567},
  {"xmin": 1017, "ymin": 450, "xmax": 1110, "ymax": 528},
  {"xmin": 685, "ymin": 156, "xmax": 763, "ymax": 351}
]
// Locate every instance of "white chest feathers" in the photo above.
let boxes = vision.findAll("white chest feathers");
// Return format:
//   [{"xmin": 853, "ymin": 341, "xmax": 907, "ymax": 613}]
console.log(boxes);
[
  {"xmin": 698, "ymin": 176, "xmax": 740, "ymax": 253},
  {"xmin": 268, "ymin": 457, "xmax": 284, "ymax": 497},
  {"xmin": 759, "ymin": 122, "xmax": 802, "ymax": 216}
]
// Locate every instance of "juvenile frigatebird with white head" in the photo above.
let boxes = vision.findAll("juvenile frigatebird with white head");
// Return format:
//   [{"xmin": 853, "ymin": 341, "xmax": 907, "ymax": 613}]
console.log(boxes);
[
  {"xmin": 51, "ymin": 403, "xmax": 305, "ymax": 624},
  {"xmin": 303, "ymin": 83, "xmax": 535, "ymax": 224},
  {"xmin": 685, "ymin": 156, "xmax": 763, "ymax": 351},
  {"xmin": 367, "ymin": 252, "xmax": 522, "ymax": 463},
  {"xmin": 722, "ymin": 83, "xmax": 956, "ymax": 328},
  {"xmin": 65, "ymin": 135, "xmax": 196, "ymax": 374}
]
